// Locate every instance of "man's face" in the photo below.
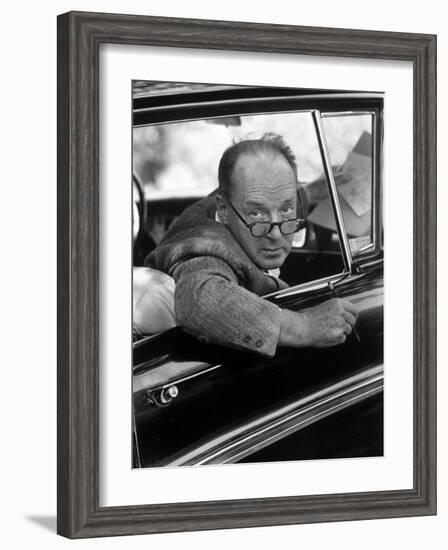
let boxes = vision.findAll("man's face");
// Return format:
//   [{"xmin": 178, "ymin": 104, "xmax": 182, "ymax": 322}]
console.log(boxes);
[{"xmin": 224, "ymin": 151, "xmax": 298, "ymax": 271}]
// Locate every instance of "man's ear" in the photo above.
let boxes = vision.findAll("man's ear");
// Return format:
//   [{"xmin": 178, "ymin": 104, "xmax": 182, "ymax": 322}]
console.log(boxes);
[{"xmin": 215, "ymin": 193, "xmax": 229, "ymax": 224}]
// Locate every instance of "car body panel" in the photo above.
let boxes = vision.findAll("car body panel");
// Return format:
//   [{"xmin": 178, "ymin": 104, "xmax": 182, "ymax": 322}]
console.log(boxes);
[{"xmin": 133, "ymin": 263, "xmax": 383, "ymax": 467}]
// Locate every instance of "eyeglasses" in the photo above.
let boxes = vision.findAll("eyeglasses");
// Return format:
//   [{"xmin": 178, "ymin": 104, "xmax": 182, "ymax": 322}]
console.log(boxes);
[{"xmin": 221, "ymin": 191, "xmax": 306, "ymax": 238}]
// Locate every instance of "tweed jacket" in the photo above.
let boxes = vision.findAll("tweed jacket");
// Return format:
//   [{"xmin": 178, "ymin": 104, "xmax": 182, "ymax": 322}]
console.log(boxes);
[{"xmin": 146, "ymin": 193, "xmax": 289, "ymax": 357}]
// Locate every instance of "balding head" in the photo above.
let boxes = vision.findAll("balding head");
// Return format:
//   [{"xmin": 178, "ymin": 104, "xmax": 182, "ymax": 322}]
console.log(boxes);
[{"xmin": 218, "ymin": 133, "xmax": 298, "ymax": 200}]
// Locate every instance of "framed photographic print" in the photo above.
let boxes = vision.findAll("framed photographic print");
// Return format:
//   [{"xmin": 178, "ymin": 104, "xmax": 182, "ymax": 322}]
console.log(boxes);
[{"xmin": 57, "ymin": 11, "xmax": 437, "ymax": 538}]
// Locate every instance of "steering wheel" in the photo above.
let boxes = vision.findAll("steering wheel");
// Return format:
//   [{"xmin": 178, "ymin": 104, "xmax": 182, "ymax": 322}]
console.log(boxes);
[{"xmin": 133, "ymin": 172, "xmax": 147, "ymax": 246}]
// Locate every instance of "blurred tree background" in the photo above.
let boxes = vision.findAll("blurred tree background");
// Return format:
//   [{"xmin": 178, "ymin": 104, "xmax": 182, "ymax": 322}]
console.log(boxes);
[{"xmin": 133, "ymin": 111, "xmax": 370, "ymax": 200}]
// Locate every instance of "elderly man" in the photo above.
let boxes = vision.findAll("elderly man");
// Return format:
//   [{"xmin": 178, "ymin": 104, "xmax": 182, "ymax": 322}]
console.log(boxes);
[{"xmin": 146, "ymin": 133, "xmax": 357, "ymax": 357}]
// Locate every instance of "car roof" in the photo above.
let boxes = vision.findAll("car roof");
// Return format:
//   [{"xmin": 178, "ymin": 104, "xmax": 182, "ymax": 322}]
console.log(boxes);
[
  {"xmin": 132, "ymin": 79, "xmax": 382, "ymax": 105},
  {"xmin": 132, "ymin": 79, "xmax": 359, "ymax": 98},
  {"xmin": 132, "ymin": 80, "xmax": 383, "ymax": 127}
]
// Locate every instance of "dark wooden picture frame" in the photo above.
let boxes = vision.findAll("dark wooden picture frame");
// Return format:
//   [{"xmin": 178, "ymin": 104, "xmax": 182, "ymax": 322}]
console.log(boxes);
[{"xmin": 57, "ymin": 11, "xmax": 437, "ymax": 538}]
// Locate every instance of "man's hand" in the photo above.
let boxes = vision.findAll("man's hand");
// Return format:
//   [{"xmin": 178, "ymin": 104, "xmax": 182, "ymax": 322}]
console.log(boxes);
[{"xmin": 279, "ymin": 298, "xmax": 358, "ymax": 348}]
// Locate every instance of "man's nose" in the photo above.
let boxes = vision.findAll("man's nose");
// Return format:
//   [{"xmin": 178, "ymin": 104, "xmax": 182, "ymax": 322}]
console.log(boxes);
[{"xmin": 266, "ymin": 222, "xmax": 283, "ymax": 240}]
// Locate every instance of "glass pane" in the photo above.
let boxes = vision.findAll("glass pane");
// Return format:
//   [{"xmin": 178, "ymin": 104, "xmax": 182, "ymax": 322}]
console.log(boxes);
[{"xmin": 321, "ymin": 113, "xmax": 374, "ymax": 255}]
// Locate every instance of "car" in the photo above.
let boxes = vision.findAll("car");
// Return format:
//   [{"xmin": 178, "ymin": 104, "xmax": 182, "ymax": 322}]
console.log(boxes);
[{"xmin": 132, "ymin": 81, "xmax": 384, "ymax": 468}]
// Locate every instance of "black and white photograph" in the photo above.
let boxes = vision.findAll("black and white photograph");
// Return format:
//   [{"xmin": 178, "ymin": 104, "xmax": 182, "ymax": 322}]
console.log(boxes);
[
  {"xmin": 1, "ymin": 0, "xmax": 441, "ymax": 544},
  {"xmin": 132, "ymin": 80, "xmax": 384, "ymax": 468}
]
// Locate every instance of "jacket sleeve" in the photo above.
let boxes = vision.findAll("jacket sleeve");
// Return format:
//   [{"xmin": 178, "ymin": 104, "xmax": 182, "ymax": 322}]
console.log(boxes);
[{"xmin": 172, "ymin": 256, "xmax": 281, "ymax": 358}]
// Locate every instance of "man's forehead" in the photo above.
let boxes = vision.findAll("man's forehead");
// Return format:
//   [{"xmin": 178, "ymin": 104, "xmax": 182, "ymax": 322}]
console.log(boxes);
[
  {"xmin": 230, "ymin": 151, "xmax": 297, "ymax": 201},
  {"xmin": 239, "ymin": 184, "xmax": 297, "ymax": 202},
  {"xmin": 233, "ymin": 149, "xmax": 291, "ymax": 174}
]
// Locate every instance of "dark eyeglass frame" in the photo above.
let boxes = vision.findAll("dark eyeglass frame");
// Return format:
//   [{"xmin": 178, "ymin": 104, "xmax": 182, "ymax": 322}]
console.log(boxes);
[{"xmin": 221, "ymin": 190, "xmax": 306, "ymax": 237}]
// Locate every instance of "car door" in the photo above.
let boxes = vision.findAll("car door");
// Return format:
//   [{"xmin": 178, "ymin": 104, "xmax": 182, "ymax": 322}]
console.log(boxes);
[{"xmin": 132, "ymin": 90, "xmax": 384, "ymax": 468}]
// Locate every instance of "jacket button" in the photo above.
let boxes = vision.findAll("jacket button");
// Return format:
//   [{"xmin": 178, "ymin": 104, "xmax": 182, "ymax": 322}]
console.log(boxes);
[
  {"xmin": 243, "ymin": 334, "xmax": 252, "ymax": 343},
  {"xmin": 255, "ymin": 339, "xmax": 263, "ymax": 348}
]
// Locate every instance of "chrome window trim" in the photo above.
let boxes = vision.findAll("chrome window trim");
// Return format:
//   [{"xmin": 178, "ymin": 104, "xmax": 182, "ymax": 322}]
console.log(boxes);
[
  {"xmin": 352, "ymin": 241, "xmax": 375, "ymax": 254},
  {"xmin": 134, "ymin": 107, "xmax": 318, "ymax": 128},
  {"xmin": 133, "ymin": 361, "xmax": 222, "ymax": 393},
  {"xmin": 371, "ymin": 111, "xmax": 378, "ymax": 253},
  {"xmin": 321, "ymin": 110, "xmax": 376, "ymax": 118},
  {"xmin": 165, "ymin": 364, "xmax": 383, "ymax": 466},
  {"xmin": 312, "ymin": 110, "xmax": 353, "ymax": 273},
  {"xmin": 133, "ymin": 92, "xmax": 385, "ymax": 126},
  {"xmin": 263, "ymin": 270, "xmax": 349, "ymax": 300}
]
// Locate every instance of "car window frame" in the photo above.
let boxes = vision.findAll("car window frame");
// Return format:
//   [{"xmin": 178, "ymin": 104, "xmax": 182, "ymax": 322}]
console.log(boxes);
[
  {"xmin": 133, "ymin": 91, "xmax": 384, "ymax": 300},
  {"xmin": 266, "ymin": 104, "xmax": 383, "ymax": 300},
  {"xmin": 321, "ymin": 109, "xmax": 380, "ymax": 259}
]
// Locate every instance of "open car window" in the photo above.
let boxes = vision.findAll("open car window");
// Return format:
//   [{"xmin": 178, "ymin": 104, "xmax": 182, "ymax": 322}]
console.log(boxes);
[{"xmin": 133, "ymin": 110, "xmax": 353, "ymax": 287}]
